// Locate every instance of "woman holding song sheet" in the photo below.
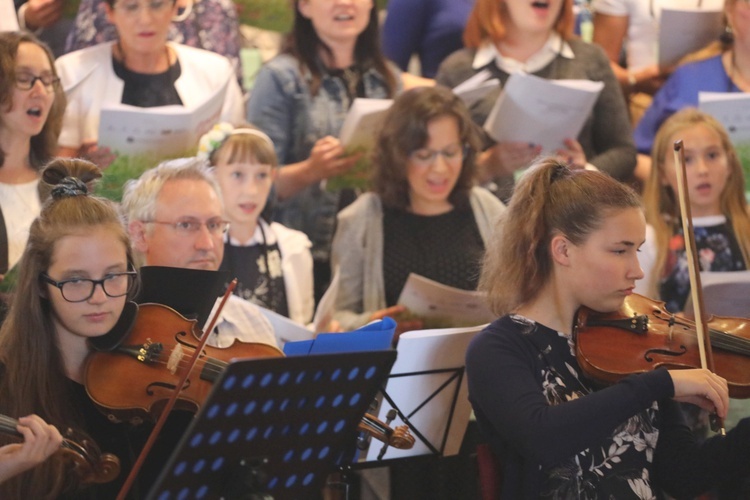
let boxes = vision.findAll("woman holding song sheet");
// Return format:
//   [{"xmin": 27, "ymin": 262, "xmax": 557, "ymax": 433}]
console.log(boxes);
[
  {"xmin": 435, "ymin": 0, "xmax": 635, "ymax": 201},
  {"xmin": 54, "ymin": 0, "xmax": 243, "ymax": 167},
  {"xmin": 246, "ymin": 0, "xmax": 402, "ymax": 302},
  {"xmin": 330, "ymin": 86, "xmax": 505, "ymax": 333}
]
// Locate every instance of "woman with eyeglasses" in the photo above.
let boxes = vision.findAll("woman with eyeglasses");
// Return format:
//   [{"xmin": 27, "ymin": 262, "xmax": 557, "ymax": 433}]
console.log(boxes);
[
  {"xmin": 0, "ymin": 32, "xmax": 66, "ymax": 284},
  {"xmin": 330, "ymin": 86, "xmax": 505, "ymax": 334},
  {"xmin": 54, "ymin": 0, "xmax": 243, "ymax": 167},
  {"xmin": 66, "ymin": 0, "xmax": 242, "ymax": 81},
  {"xmin": 0, "ymin": 158, "xmax": 149, "ymax": 498}
]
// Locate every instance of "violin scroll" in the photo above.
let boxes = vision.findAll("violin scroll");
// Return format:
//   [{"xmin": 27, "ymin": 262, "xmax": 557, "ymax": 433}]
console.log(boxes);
[
  {"xmin": 358, "ymin": 413, "xmax": 415, "ymax": 450},
  {"xmin": 58, "ymin": 426, "xmax": 121, "ymax": 484},
  {"xmin": 0, "ymin": 414, "xmax": 121, "ymax": 485}
]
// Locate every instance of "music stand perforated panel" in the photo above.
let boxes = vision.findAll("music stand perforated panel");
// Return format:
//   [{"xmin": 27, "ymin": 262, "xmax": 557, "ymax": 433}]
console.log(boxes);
[{"xmin": 147, "ymin": 350, "xmax": 396, "ymax": 500}]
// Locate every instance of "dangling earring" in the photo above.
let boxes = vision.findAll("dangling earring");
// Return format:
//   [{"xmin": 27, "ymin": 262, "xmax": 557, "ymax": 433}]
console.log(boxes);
[
  {"xmin": 721, "ymin": 24, "xmax": 734, "ymax": 45},
  {"xmin": 173, "ymin": 0, "xmax": 193, "ymax": 22}
]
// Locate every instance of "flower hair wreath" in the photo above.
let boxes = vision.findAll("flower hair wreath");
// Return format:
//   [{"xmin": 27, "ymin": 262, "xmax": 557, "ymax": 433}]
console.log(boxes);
[{"xmin": 197, "ymin": 123, "xmax": 274, "ymax": 160}]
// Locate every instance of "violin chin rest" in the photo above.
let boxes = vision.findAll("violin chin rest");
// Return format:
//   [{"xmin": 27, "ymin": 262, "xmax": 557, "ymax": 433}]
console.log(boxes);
[{"xmin": 89, "ymin": 301, "xmax": 139, "ymax": 352}]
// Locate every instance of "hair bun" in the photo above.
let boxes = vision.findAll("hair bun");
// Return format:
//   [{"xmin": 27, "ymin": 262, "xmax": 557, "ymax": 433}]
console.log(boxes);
[{"xmin": 51, "ymin": 176, "xmax": 88, "ymax": 200}]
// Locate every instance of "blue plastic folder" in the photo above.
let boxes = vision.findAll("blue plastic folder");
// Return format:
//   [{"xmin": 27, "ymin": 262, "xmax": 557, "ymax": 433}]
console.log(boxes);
[{"xmin": 283, "ymin": 317, "xmax": 396, "ymax": 355}]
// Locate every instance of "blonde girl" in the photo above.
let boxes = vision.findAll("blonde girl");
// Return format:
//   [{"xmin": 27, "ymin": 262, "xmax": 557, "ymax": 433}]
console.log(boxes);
[{"xmin": 637, "ymin": 108, "xmax": 750, "ymax": 312}]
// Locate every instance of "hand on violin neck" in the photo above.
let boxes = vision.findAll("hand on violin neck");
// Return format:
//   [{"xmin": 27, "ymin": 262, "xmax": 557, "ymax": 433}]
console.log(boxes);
[
  {"xmin": 669, "ymin": 369, "xmax": 729, "ymax": 419},
  {"xmin": 0, "ymin": 415, "xmax": 63, "ymax": 483}
]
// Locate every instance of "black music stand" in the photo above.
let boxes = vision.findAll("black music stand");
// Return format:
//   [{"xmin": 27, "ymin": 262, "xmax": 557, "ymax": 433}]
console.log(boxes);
[{"xmin": 146, "ymin": 350, "xmax": 396, "ymax": 500}]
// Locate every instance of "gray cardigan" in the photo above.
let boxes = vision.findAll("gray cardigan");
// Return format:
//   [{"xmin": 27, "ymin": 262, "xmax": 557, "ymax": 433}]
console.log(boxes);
[
  {"xmin": 436, "ymin": 39, "xmax": 636, "ymax": 194},
  {"xmin": 330, "ymin": 187, "xmax": 506, "ymax": 330}
]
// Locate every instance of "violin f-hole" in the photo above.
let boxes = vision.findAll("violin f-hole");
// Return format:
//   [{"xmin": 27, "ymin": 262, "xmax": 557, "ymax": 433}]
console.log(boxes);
[{"xmin": 644, "ymin": 345, "xmax": 688, "ymax": 362}]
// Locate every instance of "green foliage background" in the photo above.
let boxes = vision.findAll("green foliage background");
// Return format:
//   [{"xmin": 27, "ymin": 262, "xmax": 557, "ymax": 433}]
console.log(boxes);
[{"xmin": 235, "ymin": 0, "xmax": 389, "ymax": 32}]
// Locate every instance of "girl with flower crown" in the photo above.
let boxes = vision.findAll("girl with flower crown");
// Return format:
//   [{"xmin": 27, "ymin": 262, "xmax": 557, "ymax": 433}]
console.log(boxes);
[{"xmin": 199, "ymin": 123, "xmax": 314, "ymax": 325}]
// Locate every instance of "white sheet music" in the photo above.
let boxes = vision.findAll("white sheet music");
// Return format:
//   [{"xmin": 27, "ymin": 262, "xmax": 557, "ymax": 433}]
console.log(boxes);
[
  {"xmin": 0, "ymin": 0, "xmax": 19, "ymax": 31},
  {"xmin": 483, "ymin": 73, "xmax": 603, "ymax": 153},
  {"xmin": 658, "ymin": 8, "xmax": 723, "ymax": 68},
  {"xmin": 364, "ymin": 324, "xmax": 486, "ymax": 460},
  {"xmin": 397, "ymin": 273, "xmax": 495, "ymax": 328},
  {"xmin": 452, "ymin": 69, "xmax": 500, "ymax": 107},
  {"xmin": 98, "ymin": 80, "xmax": 227, "ymax": 157},
  {"xmin": 338, "ymin": 98, "xmax": 393, "ymax": 151},
  {"xmin": 699, "ymin": 92, "xmax": 750, "ymax": 143}
]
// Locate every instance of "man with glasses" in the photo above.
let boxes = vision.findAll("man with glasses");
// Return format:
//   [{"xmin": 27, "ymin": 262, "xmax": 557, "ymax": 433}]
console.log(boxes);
[{"xmin": 121, "ymin": 157, "xmax": 278, "ymax": 350}]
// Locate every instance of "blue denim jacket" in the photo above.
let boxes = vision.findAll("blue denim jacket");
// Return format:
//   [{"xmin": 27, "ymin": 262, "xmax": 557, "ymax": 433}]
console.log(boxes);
[{"xmin": 246, "ymin": 53, "xmax": 401, "ymax": 261}]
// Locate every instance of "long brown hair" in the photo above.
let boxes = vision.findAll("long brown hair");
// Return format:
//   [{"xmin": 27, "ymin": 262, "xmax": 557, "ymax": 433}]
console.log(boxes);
[
  {"xmin": 0, "ymin": 159, "xmax": 134, "ymax": 498},
  {"xmin": 643, "ymin": 108, "xmax": 750, "ymax": 297},
  {"xmin": 0, "ymin": 32, "xmax": 66, "ymax": 170},
  {"xmin": 464, "ymin": 0, "xmax": 575, "ymax": 48},
  {"xmin": 284, "ymin": 0, "xmax": 397, "ymax": 97},
  {"xmin": 372, "ymin": 86, "xmax": 479, "ymax": 210},
  {"xmin": 480, "ymin": 158, "xmax": 642, "ymax": 315}
]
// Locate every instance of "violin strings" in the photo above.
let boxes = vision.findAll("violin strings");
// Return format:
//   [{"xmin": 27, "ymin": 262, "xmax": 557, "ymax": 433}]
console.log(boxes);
[
  {"xmin": 132, "ymin": 344, "xmax": 229, "ymax": 382},
  {"xmin": 668, "ymin": 316, "xmax": 750, "ymax": 355}
]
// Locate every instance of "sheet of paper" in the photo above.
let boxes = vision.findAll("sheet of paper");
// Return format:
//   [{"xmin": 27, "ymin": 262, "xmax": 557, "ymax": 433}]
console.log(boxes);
[
  {"xmin": 698, "ymin": 92, "xmax": 750, "ymax": 194},
  {"xmin": 98, "ymin": 81, "xmax": 227, "ymax": 157},
  {"xmin": 0, "ymin": 0, "xmax": 19, "ymax": 31},
  {"xmin": 658, "ymin": 8, "xmax": 723, "ymax": 68},
  {"xmin": 256, "ymin": 306, "xmax": 313, "ymax": 349},
  {"xmin": 363, "ymin": 324, "xmax": 486, "ymax": 460},
  {"xmin": 483, "ymin": 73, "xmax": 603, "ymax": 153},
  {"xmin": 397, "ymin": 273, "xmax": 496, "ymax": 328},
  {"xmin": 338, "ymin": 98, "xmax": 393, "ymax": 151},
  {"xmin": 699, "ymin": 92, "xmax": 750, "ymax": 143},
  {"xmin": 452, "ymin": 69, "xmax": 500, "ymax": 107}
]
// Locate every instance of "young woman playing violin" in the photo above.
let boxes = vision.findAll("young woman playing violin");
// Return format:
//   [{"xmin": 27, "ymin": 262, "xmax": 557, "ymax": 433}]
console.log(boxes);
[
  {"xmin": 466, "ymin": 158, "xmax": 750, "ymax": 499},
  {"xmin": 0, "ymin": 158, "xmax": 155, "ymax": 498}
]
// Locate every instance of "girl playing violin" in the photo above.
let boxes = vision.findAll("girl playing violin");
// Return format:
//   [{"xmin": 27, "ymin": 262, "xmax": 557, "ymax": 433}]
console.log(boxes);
[
  {"xmin": 637, "ymin": 108, "xmax": 750, "ymax": 313},
  {"xmin": 466, "ymin": 158, "xmax": 750, "ymax": 499},
  {"xmin": 0, "ymin": 158, "xmax": 147, "ymax": 498}
]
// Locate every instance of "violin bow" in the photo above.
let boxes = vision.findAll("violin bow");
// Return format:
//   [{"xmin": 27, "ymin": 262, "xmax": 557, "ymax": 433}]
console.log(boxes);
[
  {"xmin": 116, "ymin": 279, "xmax": 238, "ymax": 500},
  {"xmin": 673, "ymin": 140, "xmax": 725, "ymax": 435}
]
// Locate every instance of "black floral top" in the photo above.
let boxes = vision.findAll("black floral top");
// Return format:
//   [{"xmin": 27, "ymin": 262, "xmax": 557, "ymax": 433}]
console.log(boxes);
[
  {"xmin": 660, "ymin": 216, "xmax": 746, "ymax": 313},
  {"xmin": 515, "ymin": 316, "xmax": 661, "ymax": 498},
  {"xmin": 467, "ymin": 314, "xmax": 750, "ymax": 499}
]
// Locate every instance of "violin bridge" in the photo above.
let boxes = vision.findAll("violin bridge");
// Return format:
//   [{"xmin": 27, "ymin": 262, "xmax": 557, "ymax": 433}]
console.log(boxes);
[{"xmin": 166, "ymin": 343, "xmax": 184, "ymax": 374}]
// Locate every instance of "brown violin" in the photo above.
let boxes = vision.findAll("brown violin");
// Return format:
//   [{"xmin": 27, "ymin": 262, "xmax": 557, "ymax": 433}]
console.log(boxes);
[
  {"xmin": 84, "ymin": 302, "xmax": 283, "ymax": 424},
  {"xmin": 0, "ymin": 414, "xmax": 120, "ymax": 484},
  {"xmin": 575, "ymin": 293, "xmax": 750, "ymax": 398},
  {"xmin": 85, "ymin": 302, "xmax": 414, "ymax": 446}
]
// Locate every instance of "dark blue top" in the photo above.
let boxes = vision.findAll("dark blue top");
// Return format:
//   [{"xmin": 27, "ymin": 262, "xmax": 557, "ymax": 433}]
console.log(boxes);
[
  {"xmin": 466, "ymin": 314, "xmax": 750, "ymax": 499},
  {"xmin": 381, "ymin": 0, "xmax": 474, "ymax": 78},
  {"xmin": 634, "ymin": 55, "xmax": 740, "ymax": 154}
]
